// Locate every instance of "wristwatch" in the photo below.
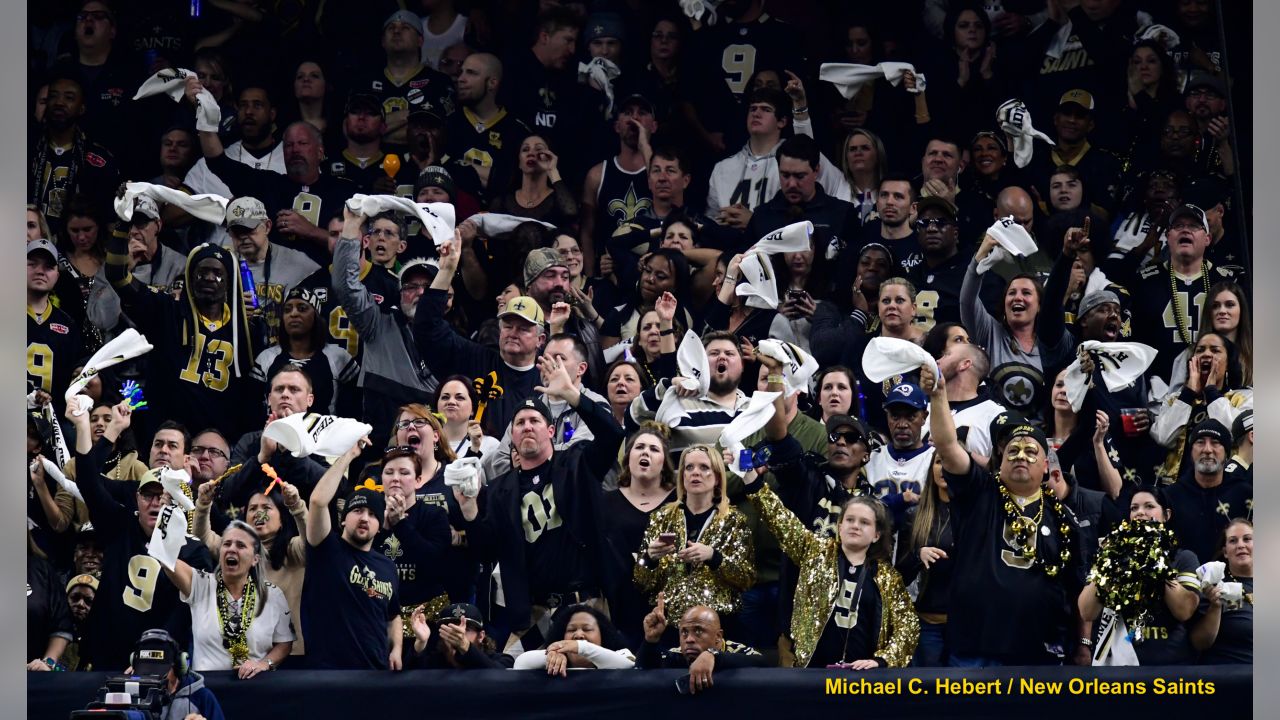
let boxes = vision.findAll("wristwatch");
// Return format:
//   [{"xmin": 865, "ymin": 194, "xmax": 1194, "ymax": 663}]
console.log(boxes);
[{"xmin": 266, "ymin": 658, "xmax": 277, "ymax": 671}]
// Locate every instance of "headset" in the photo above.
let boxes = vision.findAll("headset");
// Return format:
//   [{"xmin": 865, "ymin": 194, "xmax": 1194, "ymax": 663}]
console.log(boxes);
[{"xmin": 129, "ymin": 629, "xmax": 190, "ymax": 679}]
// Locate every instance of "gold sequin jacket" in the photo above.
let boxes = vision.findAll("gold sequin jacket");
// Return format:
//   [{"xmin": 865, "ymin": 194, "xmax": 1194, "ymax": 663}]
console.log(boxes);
[
  {"xmin": 749, "ymin": 484, "xmax": 919, "ymax": 668},
  {"xmin": 634, "ymin": 502, "xmax": 755, "ymax": 621}
]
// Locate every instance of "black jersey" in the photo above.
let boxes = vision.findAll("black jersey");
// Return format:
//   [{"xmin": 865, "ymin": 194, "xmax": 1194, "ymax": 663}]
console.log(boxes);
[
  {"xmin": 690, "ymin": 13, "xmax": 804, "ymax": 101},
  {"xmin": 76, "ymin": 439, "xmax": 215, "ymax": 671},
  {"xmin": 1131, "ymin": 261, "xmax": 1238, "ymax": 381},
  {"xmin": 375, "ymin": 500, "xmax": 451, "ymax": 606},
  {"xmin": 444, "ymin": 107, "xmax": 530, "ymax": 201},
  {"xmin": 356, "ymin": 65, "xmax": 456, "ymax": 146},
  {"xmin": 27, "ymin": 303, "xmax": 80, "ymax": 406},
  {"xmin": 908, "ymin": 250, "xmax": 973, "ymax": 333},
  {"xmin": 204, "ymin": 153, "xmax": 358, "ymax": 266},
  {"xmin": 519, "ymin": 465, "xmax": 588, "ymax": 601},
  {"xmin": 593, "ymin": 157, "xmax": 653, "ymax": 249},
  {"xmin": 810, "ymin": 558, "xmax": 879, "ymax": 667},
  {"xmin": 323, "ymin": 150, "xmax": 420, "ymax": 195},
  {"xmin": 943, "ymin": 461, "xmax": 1086, "ymax": 663},
  {"xmin": 28, "ymin": 135, "xmax": 121, "ymax": 236}
]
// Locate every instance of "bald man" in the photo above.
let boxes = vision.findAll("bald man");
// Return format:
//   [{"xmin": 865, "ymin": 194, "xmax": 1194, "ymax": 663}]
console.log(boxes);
[
  {"xmin": 445, "ymin": 52, "xmax": 530, "ymax": 198},
  {"xmin": 637, "ymin": 597, "xmax": 768, "ymax": 691},
  {"xmin": 986, "ymin": 186, "xmax": 1052, "ymax": 285}
]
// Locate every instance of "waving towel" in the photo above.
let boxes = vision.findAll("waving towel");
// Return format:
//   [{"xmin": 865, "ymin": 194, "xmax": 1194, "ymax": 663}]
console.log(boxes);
[
  {"xmin": 444, "ymin": 456, "xmax": 484, "ymax": 498},
  {"xmin": 346, "ymin": 194, "xmax": 456, "ymax": 247},
  {"xmin": 654, "ymin": 331, "xmax": 711, "ymax": 426},
  {"xmin": 735, "ymin": 252, "xmax": 779, "ymax": 310},
  {"xmin": 147, "ymin": 504, "xmax": 190, "ymax": 571},
  {"xmin": 819, "ymin": 62, "xmax": 925, "ymax": 99},
  {"xmin": 578, "ymin": 57, "xmax": 622, "ymax": 115},
  {"xmin": 1062, "ymin": 341, "xmax": 1157, "ymax": 412},
  {"xmin": 134, "ymin": 68, "xmax": 221, "ymax": 133},
  {"xmin": 39, "ymin": 456, "xmax": 84, "ymax": 503},
  {"xmin": 466, "ymin": 212, "xmax": 555, "ymax": 237},
  {"xmin": 720, "ymin": 391, "xmax": 780, "ymax": 475},
  {"xmin": 679, "ymin": 0, "xmax": 719, "ymax": 25},
  {"xmin": 1092, "ymin": 608, "xmax": 1140, "ymax": 666},
  {"xmin": 1137, "ymin": 23, "xmax": 1180, "ymax": 50},
  {"xmin": 747, "ymin": 221, "xmax": 812, "ymax": 256},
  {"xmin": 114, "ymin": 181, "xmax": 230, "ymax": 225},
  {"xmin": 65, "ymin": 329, "xmax": 155, "ymax": 416},
  {"xmin": 264, "ymin": 412, "xmax": 373, "ymax": 459},
  {"xmin": 862, "ymin": 336, "xmax": 940, "ymax": 384},
  {"xmin": 602, "ymin": 337, "xmax": 636, "ymax": 365},
  {"xmin": 159, "ymin": 468, "xmax": 196, "ymax": 511},
  {"xmin": 996, "ymin": 99, "xmax": 1054, "ymax": 168},
  {"xmin": 977, "ymin": 216, "xmax": 1040, "ymax": 273},
  {"xmin": 756, "ymin": 339, "xmax": 818, "ymax": 398}
]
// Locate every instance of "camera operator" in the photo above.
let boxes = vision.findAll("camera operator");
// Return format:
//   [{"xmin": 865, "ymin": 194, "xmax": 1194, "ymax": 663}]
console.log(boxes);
[{"xmin": 121, "ymin": 628, "xmax": 224, "ymax": 720}]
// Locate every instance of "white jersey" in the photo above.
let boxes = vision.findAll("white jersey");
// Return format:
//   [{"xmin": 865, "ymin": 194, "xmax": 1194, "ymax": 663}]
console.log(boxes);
[
  {"xmin": 183, "ymin": 141, "xmax": 286, "ymax": 247},
  {"xmin": 923, "ymin": 393, "xmax": 1006, "ymax": 458},
  {"xmin": 865, "ymin": 445, "xmax": 935, "ymax": 501},
  {"xmin": 705, "ymin": 117, "xmax": 851, "ymax": 215}
]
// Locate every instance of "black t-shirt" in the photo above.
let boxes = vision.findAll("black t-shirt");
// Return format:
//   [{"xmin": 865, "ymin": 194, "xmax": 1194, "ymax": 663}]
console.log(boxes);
[
  {"xmin": 323, "ymin": 150, "xmax": 420, "ymax": 195},
  {"xmin": 443, "ymin": 108, "xmax": 530, "ymax": 202},
  {"xmin": 518, "ymin": 464, "xmax": 587, "ymax": 601},
  {"xmin": 301, "ymin": 532, "xmax": 401, "ymax": 670},
  {"xmin": 859, "ymin": 222, "xmax": 923, "ymax": 275},
  {"xmin": 943, "ymin": 461, "xmax": 1086, "ymax": 663},
  {"xmin": 27, "ymin": 303, "xmax": 80, "ymax": 411},
  {"xmin": 1198, "ymin": 576, "xmax": 1252, "ymax": 664},
  {"xmin": 810, "ymin": 558, "xmax": 877, "ymax": 667},
  {"xmin": 1121, "ymin": 548, "xmax": 1201, "ymax": 665},
  {"xmin": 27, "ymin": 553, "xmax": 73, "ymax": 663},
  {"xmin": 375, "ymin": 500, "xmax": 451, "ymax": 607}
]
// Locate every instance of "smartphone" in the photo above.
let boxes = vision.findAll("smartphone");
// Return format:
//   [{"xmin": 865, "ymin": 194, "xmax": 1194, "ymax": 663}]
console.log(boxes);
[
  {"xmin": 675, "ymin": 674, "xmax": 692, "ymax": 695},
  {"xmin": 659, "ymin": 532, "xmax": 678, "ymax": 545}
]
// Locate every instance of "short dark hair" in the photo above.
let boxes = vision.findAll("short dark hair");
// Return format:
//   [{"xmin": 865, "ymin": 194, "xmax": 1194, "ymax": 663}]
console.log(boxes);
[
  {"xmin": 879, "ymin": 172, "xmax": 917, "ymax": 200},
  {"xmin": 536, "ymin": 6, "xmax": 582, "ymax": 38},
  {"xmin": 745, "ymin": 86, "xmax": 792, "ymax": 125},
  {"xmin": 701, "ymin": 329, "xmax": 740, "ymax": 349},
  {"xmin": 237, "ymin": 81, "xmax": 274, "ymax": 107},
  {"xmin": 269, "ymin": 364, "xmax": 314, "ymax": 393},
  {"xmin": 192, "ymin": 427, "xmax": 230, "ymax": 448},
  {"xmin": 154, "ymin": 421, "xmax": 192, "ymax": 453},
  {"xmin": 778, "ymin": 134, "xmax": 820, "ymax": 170},
  {"xmin": 546, "ymin": 332, "xmax": 589, "ymax": 365},
  {"xmin": 649, "ymin": 144, "xmax": 689, "ymax": 174}
]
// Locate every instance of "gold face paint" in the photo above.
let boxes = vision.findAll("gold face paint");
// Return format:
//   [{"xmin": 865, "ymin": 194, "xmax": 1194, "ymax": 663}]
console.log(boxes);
[{"xmin": 1005, "ymin": 439, "xmax": 1042, "ymax": 463}]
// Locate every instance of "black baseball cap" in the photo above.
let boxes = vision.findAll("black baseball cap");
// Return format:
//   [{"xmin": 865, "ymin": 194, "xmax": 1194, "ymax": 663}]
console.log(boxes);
[
  {"xmin": 513, "ymin": 397, "xmax": 553, "ymax": 424},
  {"xmin": 345, "ymin": 92, "xmax": 385, "ymax": 120},
  {"xmin": 1231, "ymin": 410, "xmax": 1253, "ymax": 446},
  {"xmin": 436, "ymin": 602, "xmax": 484, "ymax": 630},
  {"xmin": 1168, "ymin": 203, "xmax": 1209, "ymax": 232}
]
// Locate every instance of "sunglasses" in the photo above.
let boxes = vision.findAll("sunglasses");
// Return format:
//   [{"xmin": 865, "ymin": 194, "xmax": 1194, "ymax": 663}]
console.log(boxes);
[
  {"xmin": 828, "ymin": 430, "xmax": 864, "ymax": 445},
  {"xmin": 913, "ymin": 218, "xmax": 956, "ymax": 231}
]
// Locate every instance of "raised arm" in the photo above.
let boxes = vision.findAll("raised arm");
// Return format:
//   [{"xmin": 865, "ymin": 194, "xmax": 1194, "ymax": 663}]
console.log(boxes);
[
  {"xmin": 332, "ymin": 207, "xmax": 381, "ymax": 341},
  {"xmin": 960, "ymin": 235, "xmax": 1000, "ymax": 347},
  {"xmin": 306, "ymin": 435, "xmax": 369, "ymax": 546},
  {"xmin": 921, "ymin": 364, "xmax": 970, "ymax": 475}
]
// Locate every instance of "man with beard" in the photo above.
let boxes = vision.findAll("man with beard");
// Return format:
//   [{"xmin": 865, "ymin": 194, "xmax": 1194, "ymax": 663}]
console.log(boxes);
[
  {"xmin": 523, "ymin": 248, "xmax": 603, "ymax": 383},
  {"xmin": 628, "ymin": 331, "xmax": 749, "ymax": 452},
  {"xmin": 28, "ymin": 75, "xmax": 120, "ymax": 236},
  {"xmin": 1183, "ymin": 71, "xmax": 1235, "ymax": 178},
  {"xmin": 325, "ymin": 94, "xmax": 418, "ymax": 195},
  {"xmin": 1164, "ymin": 419, "xmax": 1251, "ymax": 564},
  {"xmin": 106, "ymin": 234, "xmax": 266, "ymax": 441},
  {"xmin": 304, "ymin": 435, "xmax": 403, "ymax": 670},
  {"xmin": 68, "ymin": 401, "xmax": 214, "ymax": 671},
  {"xmin": 857, "ymin": 174, "xmax": 920, "ymax": 275},
  {"xmin": 923, "ymin": 342, "xmax": 1005, "ymax": 466},
  {"xmin": 336, "ymin": 208, "xmax": 437, "ymax": 452},
  {"xmin": 581, "ymin": 95, "xmax": 659, "ymax": 271},
  {"xmin": 61, "ymin": 573, "xmax": 98, "ymax": 671},
  {"xmin": 926, "ymin": 371, "xmax": 1087, "ymax": 667},
  {"xmin": 355, "ymin": 10, "xmax": 456, "ymax": 151},
  {"xmin": 454, "ymin": 359, "xmax": 625, "ymax": 655},
  {"xmin": 225, "ymin": 196, "xmax": 319, "ymax": 345},
  {"xmin": 1027, "ymin": 90, "xmax": 1123, "ymax": 214},
  {"xmin": 1128, "ymin": 204, "xmax": 1237, "ymax": 382},
  {"xmin": 420, "ymin": 235, "xmax": 544, "ymax": 437},
  {"xmin": 188, "ymin": 76, "xmax": 359, "ymax": 266},
  {"xmin": 865, "ymin": 383, "xmax": 935, "ymax": 530},
  {"xmin": 907, "ymin": 196, "xmax": 971, "ymax": 331},
  {"xmin": 636, "ymin": 601, "xmax": 766, "ymax": 682},
  {"xmin": 444, "ymin": 53, "xmax": 529, "ymax": 201}
]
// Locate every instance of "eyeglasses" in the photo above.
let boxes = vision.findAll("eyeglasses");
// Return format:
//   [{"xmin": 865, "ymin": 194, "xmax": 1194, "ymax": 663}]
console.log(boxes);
[
  {"xmin": 558, "ymin": 247, "xmax": 583, "ymax": 257},
  {"xmin": 1186, "ymin": 88, "xmax": 1220, "ymax": 99},
  {"xmin": 367, "ymin": 228, "xmax": 401, "ymax": 239},
  {"xmin": 401, "ymin": 282, "xmax": 429, "ymax": 292},
  {"xmin": 913, "ymin": 218, "xmax": 955, "ymax": 231},
  {"xmin": 191, "ymin": 445, "xmax": 227, "ymax": 460},
  {"xmin": 394, "ymin": 418, "xmax": 431, "ymax": 430},
  {"xmin": 1162, "ymin": 127, "xmax": 1195, "ymax": 138},
  {"xmin": 828, "ymin": 430, "xmax": 864, "ymax": 445},
  {"xmin": 77, "ymin": 10, "xmax": 111, "ymax": 22}
]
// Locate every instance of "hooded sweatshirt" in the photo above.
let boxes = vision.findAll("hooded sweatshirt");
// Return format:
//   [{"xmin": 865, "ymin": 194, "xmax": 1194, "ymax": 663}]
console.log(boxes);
[{"xmin": 161, "ymin": 671, "xmax": 224, "ymax": 720}]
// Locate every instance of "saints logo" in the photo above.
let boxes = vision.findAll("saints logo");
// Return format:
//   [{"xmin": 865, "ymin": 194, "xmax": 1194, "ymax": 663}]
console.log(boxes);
[
  {"xmin": 606, "ymin": 185, "xmax": 652, "ymax": 227},
  {"xmin": 382, "ymin": 534, "xmax": 404, "ymax": 561}
]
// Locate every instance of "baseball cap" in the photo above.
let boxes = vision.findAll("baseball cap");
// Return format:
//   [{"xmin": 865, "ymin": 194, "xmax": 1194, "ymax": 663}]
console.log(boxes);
[
  {"xmin": 407, "ymin": 106, "xmax": 444, "ymax": 127},
  {"xmin": 825, "ymin": 414, "xmax": 869, "ymax": 441},
  {"xmin": 384, "ymin": 9, "xmax": 422, "ymax": 35},
  {"xmin": 988, "ymin": 409, "xmax": 1029, "ymax": 450},
  {"xmin": 397, "ymin": 257, "xmax": 438, "ymax": 286},
  {"xmin": 414, "ymin": 165, "xmax": 455, "ymax": 200},
  {"xmin": 436, "ymin": 602, "xmax": 485, "ymax": 629},
  {"xmin": 1185, "ymin": 70, "xmax": 1227, "ymax": 98},
  {"xmin": 131, "ymin": 629, "xmax": 181, "ymax": 677},
  {"xmin": 883, "ymin": 382, "xmax": 927, "ymax": 411},
  {"xmin": 27, "ymin": 238, "xmax": 60, "ymax": 263},
  {"xmin": 916, "ymin": 195, "xmax": 957, "ymax": 219},
  {"xmin": 513, "ymin": 397, "xmax": 553, "ymax": 424},
  {"xmin": 343, "ymin": 487, "xmax": 386, "ymax": 524},
  {"xmin": 345, "ymin": 92, "xmax": 385, "ymax": 120},
  {"xmin": 75, "ymin": 522, "xmax": 99, "ymax": 544},
  {"xmin": 1058, "ymin": 89, "xmax": 1095, "ymax": 112},
  {"xmin": 498, "ymin": 296, "xmax": 545, "ymax": 326},
  {"xmin": 132, "ymin": 195, "xmax": 161, "ymax": 222},
  {"xmin": 66, "ymin": 573, "xmax": 100, "ymax": 594},
  {"xmin": 137, "ymin": 468, "xmax": 165, "ymax": 492},
  {"xmin": 523, "ymin": 247, "xmax": 568, "ymax": 287},
  {"xmin": 615, "ymin": 93, "xmax": 655, "ymax": 117},
  {"xmin": 585, "ymin": 12, "xmax": 625, "ymax": 43},
  {"xmin": 1168, "ymin": 203, "xmax": 1209, "ymax": 232},
  {"xmin": 1078, "ymin": 289, "xmax": 1121, "ymax": 320},
  {"xmin": 1191, "ymin": 418, "xmax": 1230, "ymax": 446},
  {"xmin": 1231, "ymin": 409, "xmax": 1253, "ymax": 446},
  {"xmin": 226, "ymin": 197, "xmax": 269, "ymax": 229}
]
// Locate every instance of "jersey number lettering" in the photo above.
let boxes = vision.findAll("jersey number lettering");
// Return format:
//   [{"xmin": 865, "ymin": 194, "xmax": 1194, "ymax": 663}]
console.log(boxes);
[
  {"xmin": 721, "ymin": 45, "xmax": 758, "ymax": 95},
  {"xmin": 913, "ymin": 290, "xmax": 940, "ymax": 332},
  {"xmin": 123, "ymin": 555, "xmax": 161, "ymax": 612},
  {"xmin": 520, "ymin": 485, "xmax": 563, "ymax": 543},
  {"xmin": 329, "ymin": 307, "xmax": 360, "ymax": 357},
  {"xmin": 832, "ymin": 577, "xmax": 859, "ymax": 629},
  {"xmin": 1000, "ymin": 518, "xmax": 1038, "ymax": 570},
  {"xmin": 728, "ymin": 177, "xmax": 769, "ymax": 209},
  {"xmin": 1162, "ymin": 291, "xmax": 1205, "ymax": 343},
  {"xmin": 27, "ymin": 342, "xmax": 54, "ymax": 392},
  {"xmin": 179, "ymin": 334, "xmax": 233, "ymax": 391},
  {"xmin": 292, "ymin": 192, "xmax": 322, "ymax": 228}
]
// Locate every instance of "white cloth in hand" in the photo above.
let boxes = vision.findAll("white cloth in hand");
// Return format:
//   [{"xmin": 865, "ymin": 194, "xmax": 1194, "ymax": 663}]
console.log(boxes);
[
  {"xmin": 819, "ymin": 62, "xmax": 924, "ymax": 99},
  {"xmin": 264, "ymin": 413, "xmax": 373, "ymax": 459},
  {"xmin": 160, "ymin": 469, "xmax": 195, "ymax": 511},
  {"xmin": 977, "ymin": 216, "xmax": 1040, "ymax": 273},
  {"xmin": 996, "ymin": 99, "xmax": 1055, "ymax": 168},
  {"xmin": 114, "ymin": 181, "xmax": 230, "ymax": 225},
  {"xmin": 862, "ymin": 336, "xmax": 939, "ymax": 384},
  {"xmin": 133, "ymin": 68, "xmax": 222, "ymax": 132},
  {"xmin": 654, "ymin": 331, "xmax": 711, "ymax": 427},
  {"xmin": 146, "ymin": 504, "xmax": 189, "ymax": 571},
  {"xmin": 444, "ymin": 457, "xmax": 484, "ymax": 498},
  {"xmin": 747, "ymin": 221, "xmax": 812, "ymax": 256},
  {"xmin": 65, "ymin": 329, "xmax": 155, "ymax": 415},
  {"xmin": 756, "ymin": 339, "xmax": 818, "ymax": 398},
  {"xmin": 577, "ymin": 57, "xmax": 622, "ymax": 114},
  {"xmin": 465, "ymin": 213, "xmax": 555, "ymax": 237},
  {"xmin": 735, "ymin": 252, "xmax": 779, "ymax": 310},
  {"xmin": 346, "ymin": 194, "xmax": 456, "ymax": 247},
  {"xmin": 679, "ymin": 0, "xmax": 719, "ymax": 24},
  {"xmin": 1062, "ymin": 341, "xmax": 1158, "ymax": 412},
  {"xmin": 1196, "ymin": 561, "xmax": 1226, "ymax": 590},
  {"xmin": 721, "ymin": 391, "xmax": 780, "ymax": 475}
]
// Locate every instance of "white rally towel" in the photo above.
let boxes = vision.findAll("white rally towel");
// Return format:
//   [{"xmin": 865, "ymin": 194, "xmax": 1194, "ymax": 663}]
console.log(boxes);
[
  {"xmin": 1092, "ymin": 608, "xmax": 1140, "ymax": 666},
  {"xmin": 996, "ymin": 99, "xmax": 1054, "ymax": 168},
  {"xmin": 346, "ymin": 194, "xmax": 456, "ymax": 247},
  {"xmin": 133, "ymin": 68, "xmax": 222, "ymax": 133},
  {"xmin": 679, "ymin": 0, "xmax": 719, "ymax": 24},
  {"xmin": 147, "ymin": 504, "xmax": 190, "ymax": 572},
  {"xmin": 735, "ymin": 252, "xmax": 779, "ymax": 310},
  {"xmin": 1196, "ymin": 561, "xmax": 1226, "ymax": 590},
  {"xmin": 64, "ymin": 329, "xmax": 155, "ymax": 416},
  {"xmin": 747, "ymin": 221, "xmax": 812, "ymax": 256},
  {"xmin": 114, "ymin": 181, "xmax": 230, "ymax": 225},
  {"xmin": 465, "ymin": 212, "xmax": 555, "ymax": 237},
  {"xmin": 977, "ymin": 216, "xmax": 1039, "ymax": 274},
  {"xmin": 264, "ymin": 413, "xmax": 373, "ymax": 459},
  {"xmin": 39, "ymin": 456, "xmax": 84, "ymax": 503},
  {"xmin": 1137, "ymin": 23, "xmax": 1181, "ymax": 50},
  {"xmin": 819, "ymin": 62, "xmax": 925, "ymax": 99},
  {"xmin": 443, "ymin": 456, "xmax": 484, "ymax": 498},
  {"xmin": 654, "ymin": 331, "xmax": 711, "ymax": 427},
  {"xmin": 756, "ymin": 339, "xmax": 818, "ymax": 398},
  {"xmin": 1219, "ymin": 581, "xmax": 1244, "ymax": 604},
  {"xmin": 578, "ymin": 57, "xmax": 622, "ymax": 115},
  {"xmin": 862, "ymin": 336, "xmax": 939, "ymax": 385},
  {"xmin": 720, "ymin": 391, "xmax": 780, "ymax": 475},
  {"xmin": 602, "ymin": 337, "xmax": 636, "ymax": 365},
  {"xmin": 1062, "ymin": 341, "xmax": 1158, "ymax": 412},
  {"xmin": 159, "ymin": 468, "xmax": 195, "ymax": 511}
]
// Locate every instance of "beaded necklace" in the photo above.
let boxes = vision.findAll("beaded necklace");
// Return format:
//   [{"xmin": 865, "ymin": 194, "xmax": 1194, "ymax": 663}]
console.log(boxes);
[
  {"xmin": 997, "ymin": 478, "xmax": 1072, "ymax": 577},
  {"xmin": 216, "ymin": 575, "xmax": 257, "ymax": 666},
  {"xmin": 1169, "ymin": 261, "xmax": 1211, "ymax": 347}
]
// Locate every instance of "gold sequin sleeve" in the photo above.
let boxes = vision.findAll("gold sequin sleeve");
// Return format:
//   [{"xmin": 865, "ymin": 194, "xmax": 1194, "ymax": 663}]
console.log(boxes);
[
  {"xmin": 710, "ymin": 509, "xmax": 755, "ymax": 592},
  {"xmin": 747, "ymin": 483, "xmax": 822, "ymax": 566},
  {"xmin": 873, "ymin": 563, "xmax": 920, "ymax": 668},
  {"xmin": 633, "ymin": 504, "xmax": 682, "ymax": 594}
]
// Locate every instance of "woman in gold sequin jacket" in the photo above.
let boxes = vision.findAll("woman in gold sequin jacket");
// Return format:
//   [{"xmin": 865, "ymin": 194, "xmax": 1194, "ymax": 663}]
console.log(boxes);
[
  {"xmin": 742, "ymin": 464, "xmax": 919, "ymax": 668},
  {"xmin": 634, "ymin": 445, "xmax": 755, "ymax": 626}
]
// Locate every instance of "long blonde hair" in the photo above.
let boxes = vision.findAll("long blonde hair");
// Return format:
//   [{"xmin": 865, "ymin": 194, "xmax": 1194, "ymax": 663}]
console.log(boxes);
[{"xmin": 673, "ymin": 444, "xmax": 731, "ymax": 515}]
